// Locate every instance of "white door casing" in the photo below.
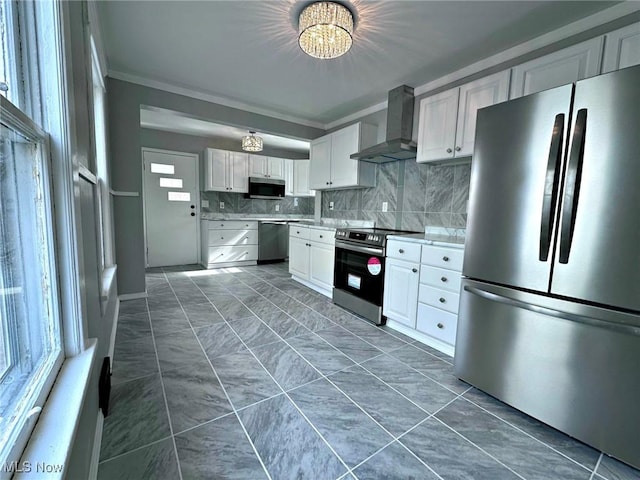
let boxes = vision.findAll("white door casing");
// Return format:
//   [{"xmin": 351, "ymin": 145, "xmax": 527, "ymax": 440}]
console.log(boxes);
[{"xmin": 143, "ymin": 149, "xmax": 199, "ymax": 267}]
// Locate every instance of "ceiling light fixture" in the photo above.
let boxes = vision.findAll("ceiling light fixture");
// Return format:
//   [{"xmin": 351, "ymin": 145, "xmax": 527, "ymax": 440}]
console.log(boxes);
[
  {"xmin": 298, "ymin": 1, "xmax": 354, "ymax": 59},
  {"xmin": 242, "ymin": 131, "xmax": 263, "ymax": 152}
]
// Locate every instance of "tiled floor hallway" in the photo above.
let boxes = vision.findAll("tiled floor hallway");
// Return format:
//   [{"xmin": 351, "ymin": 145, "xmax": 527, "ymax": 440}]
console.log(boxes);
[{"xmin": 97, "ymin": 263, "xmax": 639, "ymax": 480}]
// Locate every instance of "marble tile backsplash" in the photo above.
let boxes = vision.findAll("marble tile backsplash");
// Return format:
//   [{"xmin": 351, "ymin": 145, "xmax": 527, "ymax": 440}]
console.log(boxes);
[
  {"xmin": 321, "ymin": 160, "xmax": 471, "ymax": 231},
  {"xmin": 201, "ymin": 191, "xmax": 315, "ymax": 216}
]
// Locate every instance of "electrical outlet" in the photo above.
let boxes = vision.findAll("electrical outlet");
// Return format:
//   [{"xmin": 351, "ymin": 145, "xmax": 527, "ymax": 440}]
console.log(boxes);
[
  {"xmin": 294, "ymin": 198, "xmax": 299, "ymax": 207},
  {"xmin": 201, "ymin": 199, "xmax": 209, "ymax": 208},
  {"xmin": 275, "ymin": 204, "xmax": 280, "ymax": 212},
  {"xmin": 382, "ymin": 201, "xmax": 388, "ymax": 212},
  {"xmin": 219, "ymin": 201, "xmax": 225, "ymax": 210},
  {"xmin": 329, "ymin": 201, "xmax": 334, "ymax": 211}
]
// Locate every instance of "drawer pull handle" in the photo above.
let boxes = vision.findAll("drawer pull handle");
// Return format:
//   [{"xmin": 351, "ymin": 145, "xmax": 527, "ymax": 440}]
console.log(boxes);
[
  {"xmin": 437, "ymin": 323, "xmax": 444, "ymax": 329},
  {"xmin": 399, "ymin": 249, "xmax": 405, "ymax": 253},
  {"xmin": 412, "ymin": 268, "xmax": 418, "ymax": 273},
  {"xmin": 221, "ymin": 237, "xmax": 224, "ymax": 240},
  {"xmin": 439, "ymin": 297, "xmax": 446, "ymax": 303},
  {"xmin": 297, "ymin": 231, "xmax": 300, "ymax": 234},
  {"xmin": 443, "ymin": 256, "xmax": 449, "ymax": 262},
  {"xmin": 320, "ymin": 235, "xmax": 323, "ymax": 238},
  {"xmin": 441, "ymin": 277, "xmax": 448, "ymax": 282}
]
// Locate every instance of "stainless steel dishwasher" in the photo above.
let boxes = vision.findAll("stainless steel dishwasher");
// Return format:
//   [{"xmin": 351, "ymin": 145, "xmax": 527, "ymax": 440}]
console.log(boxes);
[{"xmin": 258, "ymin": 221, "xmax": 290, "ymax": 263}]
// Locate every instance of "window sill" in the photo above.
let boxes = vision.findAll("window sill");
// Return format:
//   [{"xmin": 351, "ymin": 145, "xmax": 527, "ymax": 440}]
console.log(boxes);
[{"xmin": 15, "ymin": 339, "xmax": 97, "ymax": 479}]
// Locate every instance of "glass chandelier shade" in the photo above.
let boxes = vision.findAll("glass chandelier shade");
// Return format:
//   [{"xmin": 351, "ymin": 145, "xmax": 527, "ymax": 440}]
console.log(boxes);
[
  {"xmin": 298, "ymin": 2, "xmax": 354, "ymax": 59},
  {"xmin": 241, "ymin": 131, "xmax": 263, "ymax": 152}
]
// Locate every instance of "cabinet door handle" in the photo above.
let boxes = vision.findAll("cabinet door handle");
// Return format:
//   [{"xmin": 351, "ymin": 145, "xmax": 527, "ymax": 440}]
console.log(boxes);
[
  {"xmin": 221, "ymin": 237, "xmax": 224, "ymax": 240},
  {"xmin": 190, "ymin": 212, "xmax": 195, "ymax": 216},
  {"xmin": 437, "ymin": 323, "xmax": 444, "ymax": 329},
  {"xmin": 319, "ymin": 235, "xmax": 323, "ymax": 238},
  {"xmin": 296, "ymin": 231, "xmax": 300, "ymax": 234},
  {"xmin": 441, "ymin": 276, "xmax": 448, "ymax": 282},
  {"xmin": 399, "ymin": 249, "xmax": 404, "ymax": 254},
  {"xmin": 439, "ymin": 297, "xmax": 446, "ymax": 303},
  {"xmin": 412, "ymin": 268, "xmax": 418, "ymax": 273},
  {"xmin": 446, "ymin": 148, "xmax": 452, "ymax": 153},
  {"xmin": 455, "ymin": 146, "xmax": 461, "ymax": 152},
  {"xmin": 442, "ymin": 256, "xmax": 449, "ymax": 262}
]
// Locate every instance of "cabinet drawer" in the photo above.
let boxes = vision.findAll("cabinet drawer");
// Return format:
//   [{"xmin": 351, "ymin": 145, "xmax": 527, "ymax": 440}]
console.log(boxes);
[
  {"xmin": 421, "ymin": 245, "xmax": 464, "ymax": 271},
  {"xmin": 208, "ymin": 229, "xmax": 258, "ymax": 247},
  {"xmin": 309, "ymin": 227, "xmax": 335, "ymax": 245},
  {"xmin": 387, "ymin": 240, "xmax": 421, "ymax": 262},
  {"xmin": 290, "ymin": 225, "xmax": 309, "ymax": 240},
  {"xmin": 418, "ymin": 284, "xmax": 459, "ymax": 314},
  {"xmin": 208, "ymin": 220, "xmax": 257, "ymax": 230},
  {"xmin": 420, "ymin": 265, "xmax": 462, "ymax": 293},
  {"xmin": 207, "ymin": 245, "xmax": 258, "ymax": 264},
  {"xmin": 416, "ymin": 303, "xmax": 457, "ymax": 345}
]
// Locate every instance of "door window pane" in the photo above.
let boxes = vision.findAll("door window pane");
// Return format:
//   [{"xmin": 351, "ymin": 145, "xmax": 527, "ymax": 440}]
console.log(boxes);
[
  {"xmin": 159, "ymin": 177, "xmax": 182, "ymax": 188},
  {"xmin": 167, "ymin": 191, "xmax": 190, "ymax": 202},
  {"xmin": 150, "ymin": 162, "xmax": 174, "ymax": 174}
]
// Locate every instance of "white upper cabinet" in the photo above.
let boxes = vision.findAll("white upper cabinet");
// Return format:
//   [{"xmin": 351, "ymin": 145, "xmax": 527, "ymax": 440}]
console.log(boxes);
[
  {"xmin": 248, "ymin": 155, "xmax": 284, "ymax": 179},
  {"xmin": 204, "ymin": 148, "xmax": 248, "ymax": 193},
  {"xmin": 417, "ymin": 70, "xmax": 510, "ymax": 163},
  {"xmin": 283, "ymin": 159, "xmax": 294, "ymax": 196},
  {"xmin": 309, "ymin": 122, "xmax": 377, "ymax": 190},
  {"xmin": 293, "ymin": 159, "xmax": 315, "ymax": 197},
  {"xmin": 309, "ymin": 136, "xmax": 331, "ymax": 190},
  {"xmin": 602, "ymin": 22, "xmax": 640, "ymax": 73},
  {"xmin": 510, "ymin": 37, "xmax": 603, "ymax": 98}
]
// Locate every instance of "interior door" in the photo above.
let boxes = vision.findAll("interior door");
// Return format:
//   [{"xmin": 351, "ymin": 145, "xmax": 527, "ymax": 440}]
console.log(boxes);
[
  {"xmin": 551, "ymin": 66, "xmax": 640, "ymax": 311},
  {"xmin": 143, "ymin": 149, "xmax": 199, "ymax": 267},
  {"xmin": 463, "ymin": 84, "xmax": 573, "ymax": 293}
]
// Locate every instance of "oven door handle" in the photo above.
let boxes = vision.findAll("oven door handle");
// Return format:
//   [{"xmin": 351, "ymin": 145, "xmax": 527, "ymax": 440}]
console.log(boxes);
[{"xmin": 335, "ymin": 240, "xmax": 384, "ymax": 256}]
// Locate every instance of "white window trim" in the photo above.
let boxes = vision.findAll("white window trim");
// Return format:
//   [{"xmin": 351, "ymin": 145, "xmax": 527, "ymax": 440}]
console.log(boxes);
[{"xmin": 3, "ymin": 1, "xmax": 96, "ymax": 477}]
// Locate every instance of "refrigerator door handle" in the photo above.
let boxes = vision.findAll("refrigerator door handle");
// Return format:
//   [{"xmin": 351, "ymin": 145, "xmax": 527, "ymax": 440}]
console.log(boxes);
[
  {"xmin": 559, "ymin": 108, "xmax": 587, "ymax": 264},
  {"xmin": 539, "ymin": 114, "xmax": 565, "ymax": 262},
  {"xmin": 464, "ymin": 285, "xmax": 640, "ymax": 336}
]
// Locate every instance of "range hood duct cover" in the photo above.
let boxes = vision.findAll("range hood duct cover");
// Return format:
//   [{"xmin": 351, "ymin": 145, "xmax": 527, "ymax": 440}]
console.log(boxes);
[{"xmin": 350, "ymin": 85, "xmax": 417, "ymax": 163}]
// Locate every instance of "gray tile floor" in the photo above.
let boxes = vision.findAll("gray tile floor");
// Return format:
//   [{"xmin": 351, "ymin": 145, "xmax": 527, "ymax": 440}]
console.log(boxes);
[{"xmin": 98, "ymin": 263, "xmax": 640, "ymax": 480}]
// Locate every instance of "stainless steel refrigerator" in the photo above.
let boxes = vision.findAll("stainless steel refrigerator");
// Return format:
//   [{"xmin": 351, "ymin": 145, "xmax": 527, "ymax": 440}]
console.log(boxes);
[{"xmin": 454, "ymin": 65, "xmax": 640, "ymax": 470}]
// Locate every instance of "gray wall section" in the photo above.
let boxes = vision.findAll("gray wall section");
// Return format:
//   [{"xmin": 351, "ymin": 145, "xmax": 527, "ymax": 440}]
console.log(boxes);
[{"xmin": 107, "ymin": 78, "xmax": 324, "ymax": 294}]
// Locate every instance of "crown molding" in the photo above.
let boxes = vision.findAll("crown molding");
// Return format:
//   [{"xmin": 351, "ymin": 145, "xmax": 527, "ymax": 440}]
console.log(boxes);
[
  {"xmin": 327, "ymin": 2, "xmax": 640, "ymax": 129},
  {"xmin": 107, "ymin": 70, "xmax": 326, "ymax": 130}
]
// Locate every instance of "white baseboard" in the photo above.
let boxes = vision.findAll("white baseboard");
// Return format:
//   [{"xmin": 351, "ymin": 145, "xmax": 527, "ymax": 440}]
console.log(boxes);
[
  {"xmin": 385, "ymin": 320, "xmax": 455, "ymax": 358},
  {"xmin": 118, "ymin": 291, "xmax": 148, "ymax": 301},
  {"xmin": 88, "ymin": 412, "xmax": 104, "ymax": 480}
]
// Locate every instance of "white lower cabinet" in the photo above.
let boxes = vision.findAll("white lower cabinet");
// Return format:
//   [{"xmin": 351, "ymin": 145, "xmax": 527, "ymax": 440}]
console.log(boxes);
[
  {"xmin": 289, "ymin": 225, "xmax": 335, "ymax": 297},
  {"xmin": 201, "ymin": 220, "xmax": 258, "ymax": 268},
  {"xmin": 384, "ymin": 238, "xmax": 464, "ymax": 357},
  {"xmin": 382, "ymin": 258, "xmax": 420, "ymax": 328}
]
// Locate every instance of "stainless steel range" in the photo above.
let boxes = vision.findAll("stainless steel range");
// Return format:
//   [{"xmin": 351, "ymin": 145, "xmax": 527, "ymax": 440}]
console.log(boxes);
[{"xmin": 333, "ymin": 227, "xmax": 414, "ymax": 325}]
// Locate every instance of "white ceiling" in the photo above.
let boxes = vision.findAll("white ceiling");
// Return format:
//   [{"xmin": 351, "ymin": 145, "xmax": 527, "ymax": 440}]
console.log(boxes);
[
  {"xmin": 140, "ymin": 107, "xmax": 311, "ymax": 153},
  {"xmin": 98, "ymin": 0, "xmax": 621, "ymax": 128}
]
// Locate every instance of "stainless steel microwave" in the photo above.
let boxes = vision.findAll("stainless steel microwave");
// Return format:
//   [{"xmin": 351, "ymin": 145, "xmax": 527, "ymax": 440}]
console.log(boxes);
[{"xmin": 245, "ymin": 177, "xmax": 285, "ymax": 199}]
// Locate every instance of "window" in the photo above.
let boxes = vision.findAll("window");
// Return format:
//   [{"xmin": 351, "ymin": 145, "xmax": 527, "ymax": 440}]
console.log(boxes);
[{"xmin": 0, "ymin": 1, "xmax": 65, "ymax": 471}]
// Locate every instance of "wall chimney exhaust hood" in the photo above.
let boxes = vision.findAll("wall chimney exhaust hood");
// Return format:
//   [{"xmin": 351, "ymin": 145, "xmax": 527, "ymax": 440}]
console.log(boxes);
[{"xmin": 350, "ymin": 85, "xmax": 417, "ymax": 163}]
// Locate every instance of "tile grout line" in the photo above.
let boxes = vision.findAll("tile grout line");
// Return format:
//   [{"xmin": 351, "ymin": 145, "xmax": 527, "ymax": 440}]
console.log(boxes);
[
  {"xmin": 166, "ymin": 273, "xmax": 275, "ymax": 480},
  {"xmin": 225, "ymin": 274, "xmax": 459, "ymax": 478},
  {"xmin": 589, "ymin": 453, "xmax": 604, "ymax": 480},
  {"xmin": 460, "ymin": 393, "xmax": 601, "ymax": 473},
  {"xmin": 97, "ymin": 435, "xmax": 173, "ymax": 467},
  {"xmin": 148, "ymin": 271, "xmax": 185, "ymax": 480}
]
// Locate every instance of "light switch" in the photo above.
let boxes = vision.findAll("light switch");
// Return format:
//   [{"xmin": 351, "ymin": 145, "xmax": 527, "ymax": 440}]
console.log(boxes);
[
  {"xmin": 382, "ymin": 201, "xmax": 388, "ymax": 212},
  {"xmin": 219, "ymin": 201, "xmax": 225, "ymax": 210},
  {"xmin": 275, "ymin": 204, "xmax": 280, "ymax": 212},
  {"xmin": 294, "ymin": 198, "xmax": 299, "ymax": 207},
  {"xmin": 329, "ymin": 201, "xmax": 334, "ymax": 211},
  {"xmin": 202, "ymin": 199, "xmax": 209, "ymax": 208}
]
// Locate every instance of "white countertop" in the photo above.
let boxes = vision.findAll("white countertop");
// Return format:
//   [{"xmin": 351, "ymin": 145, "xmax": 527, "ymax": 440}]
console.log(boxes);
[{"xmin": 388, "ymin": 232, "xmax": 465, "ymax": 249}]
